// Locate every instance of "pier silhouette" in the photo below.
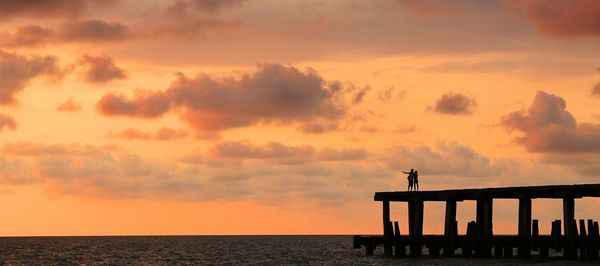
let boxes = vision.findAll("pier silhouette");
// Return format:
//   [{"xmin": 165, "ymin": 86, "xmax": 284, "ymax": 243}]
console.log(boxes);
[{"xmin": 354, "ymin": 184, "xmax": 600, "ymax": 260}]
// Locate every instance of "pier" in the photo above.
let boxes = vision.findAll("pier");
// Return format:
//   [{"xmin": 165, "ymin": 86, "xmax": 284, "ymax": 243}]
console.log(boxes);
[{"xmin": 354, "ymin": 184, "xmax": 600, "ymax": 260}]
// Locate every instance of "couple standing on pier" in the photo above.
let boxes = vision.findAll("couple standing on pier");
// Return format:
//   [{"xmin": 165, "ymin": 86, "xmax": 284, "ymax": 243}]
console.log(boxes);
[{"xmin": 403, "ymin": 169, "xmax": 419, "ymax": 191}]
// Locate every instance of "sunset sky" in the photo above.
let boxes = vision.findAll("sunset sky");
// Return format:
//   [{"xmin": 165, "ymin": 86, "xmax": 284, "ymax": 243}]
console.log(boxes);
[{"xmin": 1, "ymin": 0, "xmax": 600, "ymax": 236}]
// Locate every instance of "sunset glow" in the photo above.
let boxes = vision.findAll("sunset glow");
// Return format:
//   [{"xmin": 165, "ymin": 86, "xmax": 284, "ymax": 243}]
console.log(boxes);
[{"xmin": 0, "ymin": 0, "xmax": 599, "ymax": 236}]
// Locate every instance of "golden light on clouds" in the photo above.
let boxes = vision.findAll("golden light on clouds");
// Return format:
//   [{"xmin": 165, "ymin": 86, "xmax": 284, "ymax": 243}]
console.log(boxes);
[{"xmin": 0, "ymin": 0, "xmax": 599, "ymax": 236}]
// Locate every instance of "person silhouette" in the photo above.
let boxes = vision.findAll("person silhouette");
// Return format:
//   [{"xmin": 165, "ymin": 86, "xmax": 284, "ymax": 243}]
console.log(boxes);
[
  {"xmin": 402, "ymin": 169, "xmax": 414, "ymax": 191},
  {"xmin": 413, "ymin": 170, "xmax": 419, "ymax": 191}
]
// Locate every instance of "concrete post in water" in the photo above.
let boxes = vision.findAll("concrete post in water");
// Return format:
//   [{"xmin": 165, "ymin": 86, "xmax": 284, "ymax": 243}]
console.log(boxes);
[
  {"xmin": 382, "ymin": 200, "xmax": 392, "ymax": 256},
  {"xmin": 552, "ymin": 220, "xmax": 562, "ymax": 252},
  {"xmin": 539, "ymin": 247, "xmax": 549, "ymax": 258},
  {"xmin": 579, "ymin": 219, "xmax": 587, "ymax": 259},
  {"xmin": 532, "ymin": 219, "xmax": 539, "ymax": 251},
  {"xmin": 494, "ymin": 245, "xmax": 503, "ymax": 257},
  {"xmin": 353, "ymin": 235, "xmax": 362, "ymax": 249},
  {"xmin": 565, "ymin": 219, "xmax": 579, "ymax": 259},
  {"xmin": 563, "ymin": 197, "xmax": 576, "ymax": 259},
  {"xmin": 394, "ymin": 221, "xmax": 405, "ymax": 257},
  {"xmin": 533, "ymin": 220, "xmax": 549, "ymax": 258},
  {"xmin": 463, "ymin": 221, "xmax": 476, "ymax": 257},
  {"xmin": 386, "ymin": 221, "xmax": 394, "ymax": 256},
  {"xmin": 443, "ymin": 200, "xmax": 457, "ymax": 257},
  {"xmin": 503, "ymin": 247, "xmax": 513, "ymax": 258},
  {"xmin": 408, "ymin": 200, "xmax": 424, "ymax": 257},
  {"xmin": 476, "ymin": 197, "xmax": 493, "ymax": 258},
  {"xmin": 588, "ymin": 219, "xmax": 598, "ymax": 260},
  {"xmin": 429, "ymin": 246, "xmax": 441, "ymax": 257},
  {"xmin": 518, "ymin": 197, "xmax": 532, "ymax": 258},
  {"xmin": 365, "ymin": 241, "xmax": 374, "ymax": 256}
]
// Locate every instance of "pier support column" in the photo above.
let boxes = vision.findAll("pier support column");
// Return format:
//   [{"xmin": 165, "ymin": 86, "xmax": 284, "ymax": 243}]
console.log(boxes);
[
  {"xmin": 444, "ymin": 200, "xmax": 457, "ymax": 257},
  {"xmin": 408, "ymin": 200, "xmax": 424, "ymax": 257},
  {"xmin": 382, "ymin": 200, "xmax": 392, "ymax": 255},
  {"xmin": 563, "ymin": 197, "xmax": 576, "ymax": 259},
  {"xmin": 476, "ymin": 198, "xmax": 493, "ymax": 258},
  {"xmin": 518, "ymin": 197, "xmax": 532, "ymax": 258}
]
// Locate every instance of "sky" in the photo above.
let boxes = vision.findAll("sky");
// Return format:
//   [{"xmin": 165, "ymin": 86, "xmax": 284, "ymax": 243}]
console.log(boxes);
[{"xmin": 0, "ymin": 0, "xmax": 599, "ymax": 236}]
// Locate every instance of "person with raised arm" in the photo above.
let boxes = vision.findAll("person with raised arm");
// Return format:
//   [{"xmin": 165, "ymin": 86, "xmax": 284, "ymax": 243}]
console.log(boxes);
[{"xmin": 402, "ymin": 169, "xmax": 415, "ymax": 191}]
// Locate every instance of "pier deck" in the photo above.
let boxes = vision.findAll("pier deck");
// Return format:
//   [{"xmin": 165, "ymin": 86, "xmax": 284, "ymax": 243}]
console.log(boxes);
[{"xmin": 374, "ymin": 184, "xmax": 600, "ymax": 201}]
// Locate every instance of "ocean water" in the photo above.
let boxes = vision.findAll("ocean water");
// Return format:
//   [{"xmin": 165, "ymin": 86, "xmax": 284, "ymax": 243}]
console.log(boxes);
[{"xmin": 0, "ymin": 235, "xmax": 591, "ymax": 265}]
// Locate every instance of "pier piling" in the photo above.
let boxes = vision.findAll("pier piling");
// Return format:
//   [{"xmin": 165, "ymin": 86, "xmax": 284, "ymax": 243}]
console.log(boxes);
[
  {"xmin": 443, "ymin": 200, "xmax": 457, "ymax": 257},
  {"xmin": 393, "ymin": 221, "xmax": 405, "ymax": 257},
  {"xmin": 579, "ymin": 219, "xmax": 587, "ymax": 259},
  {"xmin": 382, "ymin": 200, "xmax": 392, "ymax": 256},
  {"xmin": 588, "ymin": 219, "xmax": 599, "ymax": 260},
  {"xmin": 408, "ymin": 200, "xmax": 424, "ymax": 257},
  {"xmin": 532, "ymin": 219, "xmax": 539, "ymax": 252},
  {"xmin": 518, "ymin": 197, "xmax": 532, "ymax": 258},
  {"xmin": 476, "ymin": 197, "xmax": 493, "ymax": 257}
]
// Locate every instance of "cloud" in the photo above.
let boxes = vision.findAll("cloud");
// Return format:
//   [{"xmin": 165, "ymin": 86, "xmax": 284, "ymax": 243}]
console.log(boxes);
[
  {"xmin": 422, "ymin": 57, "xmax": 595, "ymax": 80},
  {"xmin": 593, "ymin": 82, "xmax": 600, "ymax": 96},
  {"xmin": 394, "ymin": 124, "xmax": 418, "ymax": 134},
  {"xmin": 97, "ymin": 64, "xmax": 347, "ymax": 133},
  {"xmin": 0, "ymin": 0, "xmax": 85, "ymax": 20},
  {"xmin": 0, "ymin": 157, "xmax": 36, "ymax": 184},
  {"xmin": 296, "ymin": 120, "xmax": 339, "ymax": 134},
  {"xmin": 0, "ymin": 50, "xmax": 61, "ymax": 105},
  {"xmin": 501, "ymin": 91, "xmax": 600, "ymax": 153},
  {"xmin": 34, "ymin": 151, "xmax": 206, "ymax": 200},
  {"xmin": 60, "ymin": 19, "xmax": 130, "ymax": 43},
  {"xmin": 0, "ymin": 0, "xmax": 119, "ymax": 21},
  {"xmin": 0, "ymin": 141, "xmax": 375, "ymax": 203},
  {"xmin": 106, "ymin": 127, "xmax": 188, "ymax": 141},
  {"xmin": 96, "ymin": 89, "xmax": 172, "ymax": 118},
  {"xmin": 540, "ymin": 153, "xmax": 600, "ymax": 177},
  {"xmin": 155, "ymin": 0, "xmax": 244, "ymax": 39},
  {"xmin": 423, "ymin": 59, "xmax": 520, "ymax": 74},
  {"xmin": 153, "ymin": 127, "xmax": 188, "ymax": 140},
  {"xmin": 56, "ymin": 97, "xmax": 82, "ymax": 112},
  {"xmin": 385, "ymin": 142, "xmax": 503, "ymax": 177},
  {"xmin": 78, "ymin": 54, "xmax": 127, "ymax": 84},
  {"xmin": 0, "ymin": 25, "xmax": 56, "ymax": 47},
  {"xmin": 428, "ymin": 92, "xmax": 477, "ymax": 115},
  {"xmin": 2, "ymin": 143, "xmax": 68, "ymax": 156},
  {"xmin": 510, "ymin": 0, "xmax": 600, "ymax": 37},
  {"xmin": 207, "ymin": 140, "xmax": 367, "ymax": 164},
  {"xmin": 317, "ymin": 148, "xmax": 367, "ymax": 161},
  {"xmin": 0, "ymin": 20, "xmax": 130, "ymax": 47},
  {"xmin": 394, "ymin": 0, "xmax": 464, "ymax": 17},
  {"xmin": 2, "ymin": 142, "xmax": 118, "ymax": 156},
  {"xmin": 351, "ymin": 86, "xmax": 371, "ymax": 104},
  {"xmin": 167, "ymin": 0, "xmax": 245, "ymax": 15},
  {"xmin": 377, "ymin": 87, "xmax": 406, "ymax": 103},
  {"xmin": 0, "ymin": 114, "xmax": 18, "ymax": 132},
  {"xmin": 209, "ymin": 140, "xmax": 315, "ymax": 159},
  {"xmin": 0, "ymin": 140, "xmax": 555, "ymax": 204},
  {"xmin": 149, "ymin": 18, "xmax": 241, "ymax": 40}
]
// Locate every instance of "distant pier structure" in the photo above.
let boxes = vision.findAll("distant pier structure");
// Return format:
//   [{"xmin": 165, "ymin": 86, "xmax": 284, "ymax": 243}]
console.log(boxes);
[{"xmin": 354, "ymin": 184, "xmax": 600, "ymax": 260}]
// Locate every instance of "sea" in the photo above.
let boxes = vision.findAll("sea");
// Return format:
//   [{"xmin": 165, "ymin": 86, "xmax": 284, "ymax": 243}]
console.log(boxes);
[{"xmin": 0, "ymin": 235, "xmax": 592, "ymax": 265}]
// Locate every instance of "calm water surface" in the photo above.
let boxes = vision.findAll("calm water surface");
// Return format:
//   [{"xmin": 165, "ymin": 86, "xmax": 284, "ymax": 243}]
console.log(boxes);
[{"xmin": 0, "ymin": 235, "xmax": 592, "ymax": 265}]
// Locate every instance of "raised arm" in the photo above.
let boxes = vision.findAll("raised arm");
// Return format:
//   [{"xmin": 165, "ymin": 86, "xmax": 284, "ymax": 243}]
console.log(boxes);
[{"xmin": 402, "ymin": 171, "xmax": 409, "ymax": 174}]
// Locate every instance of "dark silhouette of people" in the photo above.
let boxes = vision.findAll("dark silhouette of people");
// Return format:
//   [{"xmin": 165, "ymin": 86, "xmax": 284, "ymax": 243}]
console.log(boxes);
[
  {"xmin": 403, "ymin": 169, "xmax": 415, "ymax": 191},
  {"xmin": 414, "ymin": 170, "xmax": 419, "ymax": 191}
]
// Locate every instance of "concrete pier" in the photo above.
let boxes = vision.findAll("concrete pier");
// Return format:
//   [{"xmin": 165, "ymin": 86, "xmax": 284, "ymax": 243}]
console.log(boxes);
[{"xmin": 355, "ymin": 184, "xmax": 600, "ymax": 260}]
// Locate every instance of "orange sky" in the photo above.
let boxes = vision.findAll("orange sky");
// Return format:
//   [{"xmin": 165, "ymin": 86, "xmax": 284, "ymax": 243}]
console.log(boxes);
[{"xmin": 0, "ymin": 0, "xmax": 599, "ymax": 236}]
